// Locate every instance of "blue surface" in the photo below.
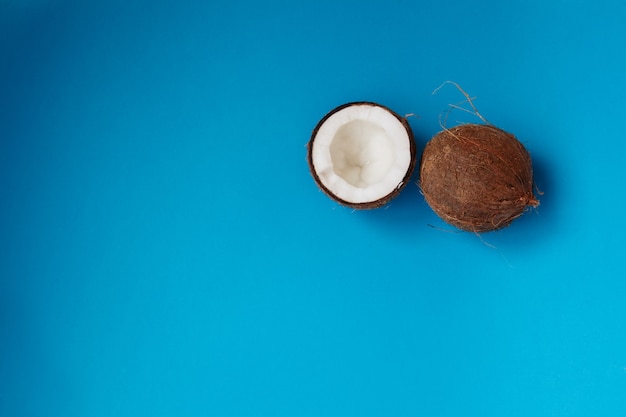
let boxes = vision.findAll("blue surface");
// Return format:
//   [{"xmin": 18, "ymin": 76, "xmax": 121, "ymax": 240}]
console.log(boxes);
[{"xmin": 2, "ymin": 1, "xmax": 626, "ymax": 416}]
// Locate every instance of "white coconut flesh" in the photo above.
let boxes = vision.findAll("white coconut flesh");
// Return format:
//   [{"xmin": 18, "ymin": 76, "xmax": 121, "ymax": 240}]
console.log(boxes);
[{"xmin": 311, "ymin": 104, "xmax": 412, "ymax": 204}]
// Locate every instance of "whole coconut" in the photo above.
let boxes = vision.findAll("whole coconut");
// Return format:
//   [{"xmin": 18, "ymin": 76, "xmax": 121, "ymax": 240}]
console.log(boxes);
[{"xmin": 419, "ymin": 123, "xmax": 539, "ymax": 232}]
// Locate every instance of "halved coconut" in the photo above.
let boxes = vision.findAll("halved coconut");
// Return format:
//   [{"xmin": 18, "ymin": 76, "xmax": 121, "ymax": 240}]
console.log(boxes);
[{"xmin": 307, "ymin": 102, "xmax": 416, "ymax": 209}]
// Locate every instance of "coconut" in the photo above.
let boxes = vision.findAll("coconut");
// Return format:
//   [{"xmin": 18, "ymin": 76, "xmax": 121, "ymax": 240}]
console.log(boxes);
[
  {"xmin": 308, "ymin": 102, "xmax": 416, "ymax": 209},
  {"xmin": 419, "ymin": 123, "xmax": 539, "ymax": 232}
]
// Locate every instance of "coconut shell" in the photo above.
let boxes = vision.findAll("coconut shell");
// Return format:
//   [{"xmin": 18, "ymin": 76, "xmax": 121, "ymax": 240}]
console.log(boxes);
[
  {"xmin": 419, "ymin": 124, "xmax": 539, "ymax": 232},
  {"xmin": 308, "ymin": 102, "xmax": 416, "ymax": 209}
]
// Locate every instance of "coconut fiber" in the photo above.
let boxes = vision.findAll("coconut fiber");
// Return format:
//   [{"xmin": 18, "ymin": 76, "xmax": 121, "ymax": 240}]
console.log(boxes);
[{"xmin": 420, "ymin": 123, "xmax": 539, "ymax": 232}]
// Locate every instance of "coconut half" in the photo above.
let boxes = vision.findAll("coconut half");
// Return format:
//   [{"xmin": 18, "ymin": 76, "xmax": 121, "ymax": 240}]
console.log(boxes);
[{"xmin": 307, "ymin": 102, "xmax": 416, "ymax": 209}]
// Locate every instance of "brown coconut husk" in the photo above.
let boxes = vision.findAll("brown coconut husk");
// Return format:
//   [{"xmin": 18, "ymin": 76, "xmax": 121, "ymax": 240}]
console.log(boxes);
[{"xmin": 419, "ymin": 123, "xmax": 539, "ymax": 232}]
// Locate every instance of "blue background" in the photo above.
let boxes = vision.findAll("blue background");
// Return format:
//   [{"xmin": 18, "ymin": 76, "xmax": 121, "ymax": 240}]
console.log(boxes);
[{"xmin": 2, "ymin": 0, "xmax": 626, "ymax": 416}]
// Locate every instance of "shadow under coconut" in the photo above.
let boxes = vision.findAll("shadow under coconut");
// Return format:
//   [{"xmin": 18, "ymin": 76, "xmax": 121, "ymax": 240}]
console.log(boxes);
[
  {"xmin": 360, "ymin": 151, "xmax": 558, "ymax": 248},
  {"xmin": 358, "ymin": 170, "xmax": 433, "ymax": 241}
]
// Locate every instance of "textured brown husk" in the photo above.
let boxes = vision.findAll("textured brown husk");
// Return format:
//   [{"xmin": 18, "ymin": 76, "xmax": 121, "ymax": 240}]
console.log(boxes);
[
  {"xmin": 419, "ymin": 124, "xmax": 539, "ymax": 232},
  {"xmin": 308, "ymin": 102, "xmax": 416, "ymax": 209}
]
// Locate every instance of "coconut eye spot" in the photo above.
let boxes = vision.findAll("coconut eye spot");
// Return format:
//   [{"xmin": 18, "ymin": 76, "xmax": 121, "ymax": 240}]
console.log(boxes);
[{"xmin": 329, "ymin": 120, "xmax": 395, "ymax": 188}]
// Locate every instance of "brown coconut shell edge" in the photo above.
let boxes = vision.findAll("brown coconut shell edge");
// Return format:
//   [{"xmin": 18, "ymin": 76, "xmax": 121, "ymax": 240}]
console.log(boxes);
[{"xmin": 307, "ymin": 101, "xmax": 417, "ymax": 209}]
